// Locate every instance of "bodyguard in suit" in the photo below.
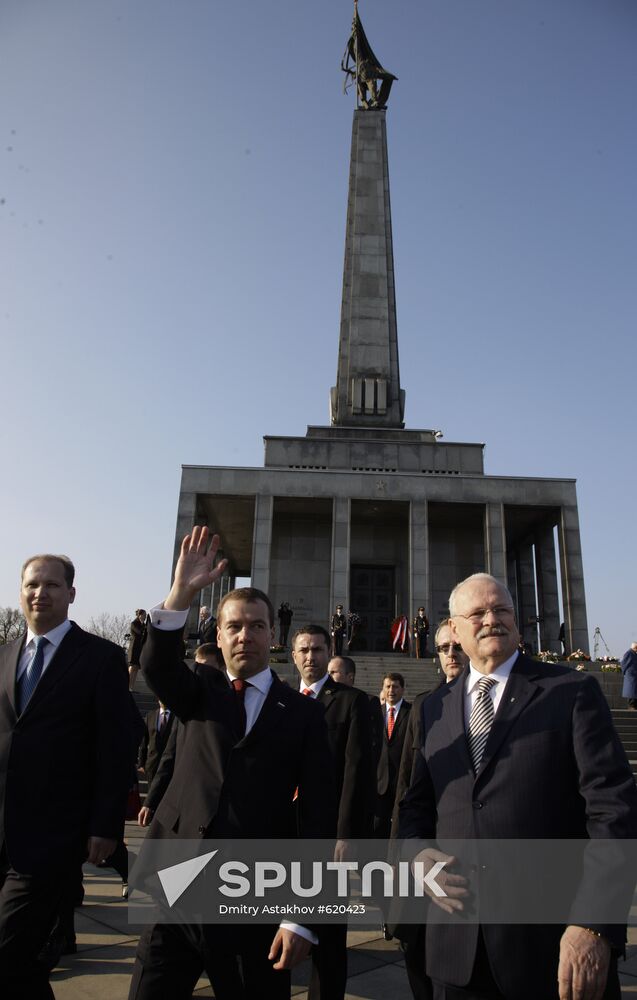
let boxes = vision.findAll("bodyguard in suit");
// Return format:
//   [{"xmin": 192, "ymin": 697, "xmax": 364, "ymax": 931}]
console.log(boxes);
[
  {"xmin": 399, "ymin": 573, "xmax": 637, "ymax": 1000},
  {"xmin": 0, "ymin": 553, "xmax": 131, "ymax": 999},
  {"xmin": 291, "ymin": 625, "xmax": 375, "ymax": 1000},
  {"xmin": 129, "ymin": 526, "xmax": 336, "ymax": 1000},
  {"xmin": 374, "ymin": 672, "xmax": 411, "ymax": 838},
  {"xmin": 137, "ymin": 700, "xmax": 174, "ymax": 784}
]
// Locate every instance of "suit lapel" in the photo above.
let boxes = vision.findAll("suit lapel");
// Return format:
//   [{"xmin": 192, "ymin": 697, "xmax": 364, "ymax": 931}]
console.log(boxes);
[
  {"xmin": 0, "ymin": 634, "xmax": 26, "ymax": 721},
  {"xmin": 316, "ymin": 676, "xmax": 339, "ymax": 715},
  {"xmin": 19, "ymin": 623, "xmax": 87, "ymax": 716},
  {"xmin": 475, "ymin": 656, "xmax": 541, "ymax": 779},
  {"xmin": 390, "ymin": 701, "xmax": 410, "ymax": 742},
  {"xmin": 237, "ymin": 674, "xmax": 290, "ymax": 748}
]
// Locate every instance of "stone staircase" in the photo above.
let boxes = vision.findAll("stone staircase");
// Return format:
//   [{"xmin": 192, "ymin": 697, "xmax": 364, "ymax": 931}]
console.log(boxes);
[{"xmin": 612, "ymin": 709, "xmax": 637, "ymax": 779}]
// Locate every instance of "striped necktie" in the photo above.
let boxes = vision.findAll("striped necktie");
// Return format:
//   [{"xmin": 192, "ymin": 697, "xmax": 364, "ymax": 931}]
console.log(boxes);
[
  {"xmin": 18, "ymin": 636, "xmax": 49, "ymax": 714},
  {"xmin": 467, "ymin": 675, "xmax": 497, "ymax": 773}
]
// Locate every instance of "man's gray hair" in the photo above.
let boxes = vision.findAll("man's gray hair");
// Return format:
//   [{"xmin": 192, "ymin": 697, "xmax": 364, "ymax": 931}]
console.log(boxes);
[{"xmin": 448, "ymin": 573, "xmax": 514, "ymax": 617}]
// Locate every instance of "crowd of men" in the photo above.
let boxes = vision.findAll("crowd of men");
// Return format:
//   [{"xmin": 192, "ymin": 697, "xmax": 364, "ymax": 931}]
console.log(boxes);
[{"xmin": 1, "ymin": 527, "xmax": 636, "ymax": 1000}]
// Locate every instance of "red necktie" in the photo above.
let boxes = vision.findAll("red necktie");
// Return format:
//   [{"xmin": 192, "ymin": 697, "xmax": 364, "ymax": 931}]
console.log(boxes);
[
  {"xmin": 232, "ymin": 678, "xmax": 249, "ymax": 735},
  {"xmin": 387, "ymin": 706, "xmax": 396, "ymax": 739}
]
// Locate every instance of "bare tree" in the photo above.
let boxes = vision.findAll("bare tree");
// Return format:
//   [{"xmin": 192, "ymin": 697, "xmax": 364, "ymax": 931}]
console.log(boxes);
[
  {"xmin": 0, "ymin": 607, "xmax": 26, "ymax": 644},
  {"xmin": 85, "ymin": 612, "xmax": 130, "ymax": 648}
]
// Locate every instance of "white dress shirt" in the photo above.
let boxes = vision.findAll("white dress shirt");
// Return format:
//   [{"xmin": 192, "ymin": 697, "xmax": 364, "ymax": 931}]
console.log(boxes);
[
  {"xmin": 385, "ymin": 697, "xmax": 404, "ymax": 727},
  {"xmin": 463, "ymin": 651, "xmax": 519, "ymax": 729},
  {"xmin": 225, "ymin": 665, "xmax": 272, "ymax": 734},
  {"xmin": 16, "ymin": 619, "xmax": 72, "ymax": 682},
  {"xmin": 299, "ymin": 672, "xmax": 330, "ymax": 697}
]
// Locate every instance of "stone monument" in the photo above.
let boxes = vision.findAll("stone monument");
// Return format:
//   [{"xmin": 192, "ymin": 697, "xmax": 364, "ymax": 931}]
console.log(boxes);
[{"xmin": 172, "ymin": 9, "xmax": 588, "ymax": 655}]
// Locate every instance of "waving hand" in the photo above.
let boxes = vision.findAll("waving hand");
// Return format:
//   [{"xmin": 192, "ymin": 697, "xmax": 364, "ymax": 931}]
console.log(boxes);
[{"xmin": 164, "ymin": 526, "xmax": 229, "ymax": 611}]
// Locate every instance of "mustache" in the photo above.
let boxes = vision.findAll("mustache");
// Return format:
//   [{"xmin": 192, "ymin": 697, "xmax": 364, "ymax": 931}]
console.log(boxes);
[{"xmin": 476, "ymin": 626, "xmax": 508, "ymax": 639}]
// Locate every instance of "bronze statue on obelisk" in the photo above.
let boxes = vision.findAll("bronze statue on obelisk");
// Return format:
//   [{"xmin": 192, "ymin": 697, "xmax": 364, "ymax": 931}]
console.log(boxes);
[{"xmin": 341, "ymin": 0, "xmax": 397, "ymax": 109}]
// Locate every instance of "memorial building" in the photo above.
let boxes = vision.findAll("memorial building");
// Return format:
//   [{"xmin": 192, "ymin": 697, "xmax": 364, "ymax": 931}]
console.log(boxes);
[{"xmin": 172, "ymin": 13, "xmax": 589, "ymax": 654}]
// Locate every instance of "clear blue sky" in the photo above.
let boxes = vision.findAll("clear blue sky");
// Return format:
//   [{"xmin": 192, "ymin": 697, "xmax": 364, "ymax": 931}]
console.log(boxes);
[{"xmin": 1, "ymin": 0, "xmax": 635, "ymax": 654}]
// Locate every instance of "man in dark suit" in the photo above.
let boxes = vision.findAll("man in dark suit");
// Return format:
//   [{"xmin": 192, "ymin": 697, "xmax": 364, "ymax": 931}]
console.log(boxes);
[
  {"xmin": 137, "ymin": 700, "xmax": 174, "ymax": 784},
  {"xmin": 0, "ymin": 553, "xmax": 131, "ymax": 999},
  {"xmin": 374, "ymin": 672, "xmax": 410, "ymax": 838},
  {"xmin": 291, "ymin": 625, "xmax": 375, "ymax": 1000},
  {"xmin": 197, "ymin": 605, "xmax": 217, "ymax": 646},
  {"xmin": 399, "ymin": 573, "xmax": 637, "ymax": 1000},
  {"xmin": 129, "ymin": 526, "xmax": 336, "ymax": 1000}
]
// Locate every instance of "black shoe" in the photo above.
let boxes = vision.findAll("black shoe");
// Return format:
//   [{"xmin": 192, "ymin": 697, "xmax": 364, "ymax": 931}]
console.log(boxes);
[{"xmin": 37, "ymin": 932, "xmax": 77, "ymax": 971}]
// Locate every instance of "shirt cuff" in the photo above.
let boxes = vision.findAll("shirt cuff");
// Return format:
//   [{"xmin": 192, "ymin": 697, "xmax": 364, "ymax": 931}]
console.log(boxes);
[
  {"xmin": 149, "ymin": 605, "xmax": 189, "ymax": 631},
  {"xmin": 280, "ymin": 921, "xmax": 318, "ymax": 946}
]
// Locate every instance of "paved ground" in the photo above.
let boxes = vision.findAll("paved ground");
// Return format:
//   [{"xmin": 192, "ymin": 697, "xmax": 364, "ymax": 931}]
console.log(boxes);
[{"xmin": 47, "ymin": 818, "xmax": 637, "ymax": 999}]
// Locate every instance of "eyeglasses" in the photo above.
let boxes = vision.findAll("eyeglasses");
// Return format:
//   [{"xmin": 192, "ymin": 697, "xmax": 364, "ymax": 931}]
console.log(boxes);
[
  {"xmin": 453, "ymin": 606, "xmax": 515, "ymax": 625},
  {"xmin": 436, "ymin": 643, "xmax": 463, "ymax": 654}
]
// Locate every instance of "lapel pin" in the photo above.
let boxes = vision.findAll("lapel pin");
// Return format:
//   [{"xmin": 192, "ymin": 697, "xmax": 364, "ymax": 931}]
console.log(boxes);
[{"xmin": 510, "ymin": 697, "xmax": 516, "ymax": 703}]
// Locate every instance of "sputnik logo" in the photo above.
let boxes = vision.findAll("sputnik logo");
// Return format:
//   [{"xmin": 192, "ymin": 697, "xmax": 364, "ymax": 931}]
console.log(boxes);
[{"xmin": 157, "ymin": 850, "xmax": 218, "ymax": 907}]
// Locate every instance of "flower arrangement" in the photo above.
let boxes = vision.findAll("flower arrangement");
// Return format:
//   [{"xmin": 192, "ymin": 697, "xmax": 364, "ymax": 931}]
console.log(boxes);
[
  {"xmin": 567, "ymin": 649, "xmax": 591, "ymax": 662},
  {"xmin": 535, "ymin": 650, "xmax": 560, "ymax": 663},
  {"xmin": 599, "ymin": 662, "xmax": 622, "ymax": 673}
]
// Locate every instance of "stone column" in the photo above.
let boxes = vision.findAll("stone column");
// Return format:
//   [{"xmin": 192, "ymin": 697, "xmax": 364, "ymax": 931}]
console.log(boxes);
[
  {"xmin": 516, "ymin": 542, "xmax": 539, "ymax": 653},
  {"xmin": 251, "ymin": 494, "xmax": 273, "ymax": 593},
  {"xmin": 210, "ymin": 579, "xmax": 219, "ymax": 615},
  {"xmin": 330, "ymin": 498, "xmax": 351, "ymax": 612},
  {"xmin": 409, "ymin": 501, "xmax": 429, "ymax": 655},
  {"xmin": 484, "ymin": 502, "xmax": 507, "ymax": 584},
  {"xmin": 557, "ymin": 504, "xmax": 589, "ymax": 654},
  {"xmin": 535, "ymin": 523, "xmax": 561, "ymax": 652}
]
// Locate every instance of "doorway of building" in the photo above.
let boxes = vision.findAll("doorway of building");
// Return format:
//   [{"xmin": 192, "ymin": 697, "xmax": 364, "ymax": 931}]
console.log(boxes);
[{"xmin": 350, "ymin": 565, "xmax": 395, "ymax": 652}]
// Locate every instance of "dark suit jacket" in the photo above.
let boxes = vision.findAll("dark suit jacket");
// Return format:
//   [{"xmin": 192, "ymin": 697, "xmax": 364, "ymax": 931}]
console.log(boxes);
[
  {"xmin": 390, "ymin": 685, "xmax": 440, "ymax": 829},
  {"xmin": 399, "ymin": 654, "xmax": 637, "ymax": 999},
  {"xmin": 141, "ymin": 624, "xmax": 336, "ymax": 841},
  {"xmin": 376, "ymin": 700, "xmax": 411, "ymax": 797},
  {"xmin": 144, "ymin": 719, "xmax": 180, "ymax": 811},
  {"xmin": 314, "ymin": 677, "xmax": 375, "ymax": 839},
  {"xmin": 138, "ymin": 708, "xmax": 175, "ymax": 784},
  {"xmin": 197, "ymin": 617, "xmax": 217, "ymax": 646},
  {"xmin": 0, "ymin": 622, "xmax": 131, "ymax": 875}
]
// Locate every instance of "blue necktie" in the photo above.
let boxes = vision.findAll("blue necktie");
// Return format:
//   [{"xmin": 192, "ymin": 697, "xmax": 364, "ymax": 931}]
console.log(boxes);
[{"xmin": 18, "ymin": 636, "xmax": 48, "ymax": 713}]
